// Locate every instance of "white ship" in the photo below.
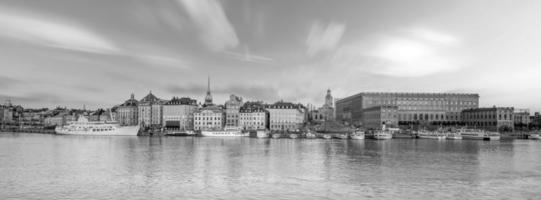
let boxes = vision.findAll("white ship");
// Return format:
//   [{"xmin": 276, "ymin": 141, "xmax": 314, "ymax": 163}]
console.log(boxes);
[
  {"xmin": 445, "ymin": 132, "xmax": 463, "ymax": 140},
  {"xmin": 458, "ymin": 129, "xmax": 500, "ymax": 140},
  {"xmin": 200, "ymin": 127, "xmax": 249, "ymax": 137},
  {"xmin": 55, "ymin": 116, "xmax": 139, "ymax": 136},
  {"xmin": 417, "ymin": 131, "xmax": 446, "ymax": 140}
]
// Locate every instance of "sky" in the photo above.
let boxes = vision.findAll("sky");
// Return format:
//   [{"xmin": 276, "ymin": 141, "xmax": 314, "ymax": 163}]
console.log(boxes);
[{"xmin": 1, "ymin": 0, "xmax": 541, "ymax": 112}]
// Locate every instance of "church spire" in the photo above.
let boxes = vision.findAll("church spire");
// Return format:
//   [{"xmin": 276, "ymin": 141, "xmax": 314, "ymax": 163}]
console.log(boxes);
[{"xmin": 204, "ymin": 76, "xmax": 213, "ymax": 106}]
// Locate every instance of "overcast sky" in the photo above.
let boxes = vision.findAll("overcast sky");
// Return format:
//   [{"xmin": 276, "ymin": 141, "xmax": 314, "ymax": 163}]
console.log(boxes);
[{"xmin": 1, "ymin": 0, "xmax": 541, "ymax": 112}]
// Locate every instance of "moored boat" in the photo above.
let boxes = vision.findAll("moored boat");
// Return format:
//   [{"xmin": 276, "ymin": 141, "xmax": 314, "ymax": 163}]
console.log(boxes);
[
  {"xmin": 55, "ymin": 116, "xmax": 139, "ymax": 136},
  {"xmin": 332, "ymin": 133, "xmax": 348, "ymax": 139},
  {"xmin": 529, "ymin": 133, "xmax": 541, "ymax": 140},
  {"xmin": 271, "ymin": 133, "xmax": 282, "ymax": 139},
  {"xmin": 288, "ymin": 133, "xmax": 299, "ymax": 139},
  {"xmin": 305, "ymin": 131, "xmax": 317, "ymax": 139},
  {"xmin": 368, "ymin": 130, "xmax": 392, "ymax": 140},
  {"xmin": 200, "ymin": 127, "xmax": 249, "ymax": 137},
  {"xmin": 165, "ymin": 130, "xmax": 196, "ymax": 136},
  {"xmin": 320, "ymin": 134, "xmax": 332, "ymax": 139},
  {"xmin": 255, "ymin": 129, "xmax": 270, "ymax": 138},
  {"xmin": 350, "ymin": 130, "xmax": 365, "ymax": 140},
  {"xmin": 445, "ymin": 132, "xmax": 462, "ymax": 140},
  {"xmin": 417, "ymin": 131, "xmax": 446, "ymax": 140},
  {"xmin": 458, "ymin": 129, "xmax": 500, "ymax": 140}
]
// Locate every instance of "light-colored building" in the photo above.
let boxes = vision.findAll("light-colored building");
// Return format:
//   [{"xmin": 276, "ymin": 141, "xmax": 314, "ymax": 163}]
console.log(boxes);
[
  {"xmin": 194, "ymin": 105, "xmax": 224, "ymax": 131},
  {"xmin": 163, "ymin": 97, "xmax": 198, "ymax": 131},
  {"xmin": 461, "ymin": 107, "xmax": 514, "ymax": 131},
  {"xmin": 138, "ymin": 91, "xmax": 165, "ymax": 128},
  {"xmin": 44, "ymin": 112, "xmax": 76, "ymax": 126},
  {"xmin": 266, "ymin": 101, "xmax": 305, "ymax": 131},
  {"xmin": 117, "ymin": 94, "xmax": 138, "ymax": 126},
  {"xmin": 336, "ymin": 92, "xmax": 479, "ymax": 126},
  {"xmin": 239, "ymin": 101, "xmax": 268, "ymax": 130},
  {"xmin": 225, "ymin": 94, "xmax": 243, "ymax": 128},
  {"xmin": 362, "ymin": 106, "xmax": 399, "ymax": 129}
]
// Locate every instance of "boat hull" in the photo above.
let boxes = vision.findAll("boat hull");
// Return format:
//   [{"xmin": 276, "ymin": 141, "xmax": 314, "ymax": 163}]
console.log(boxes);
[
  {"xmin": 271, "ymin": 133, "xmax": 281, "ymax": 139},
  {"xmin": 201, "ymin": 130, "xmax": 248, "ymax": 137},
  {"xmin": 288, "ymin": 134, "xmax": 299, "ymax": 139},
  {"xmin": 350, "ymin": 135, "xmax": 365, "ymax": 140},
  {"xmin": 55, "ymin": 125, "xmax": 139, "ymax": 136}
]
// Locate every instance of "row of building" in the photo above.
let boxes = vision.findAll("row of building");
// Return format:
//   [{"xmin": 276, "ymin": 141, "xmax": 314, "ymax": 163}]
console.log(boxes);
[
  {"xmin": 335, "ymin": 92, "xmax": 529, "ymax": 131},
  {"xmin": 2, "ymin": 78, "xmax": 539, "ymax": 133},
  {"xmin": 115, "ymin": 78, "xmax": 312, "ymax": 132}
]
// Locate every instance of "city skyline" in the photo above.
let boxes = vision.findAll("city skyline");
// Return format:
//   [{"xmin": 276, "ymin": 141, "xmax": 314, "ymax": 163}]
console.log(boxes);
[{"xmin": 1, "ymin": 0, "xmax": 541, "ymax": 111}]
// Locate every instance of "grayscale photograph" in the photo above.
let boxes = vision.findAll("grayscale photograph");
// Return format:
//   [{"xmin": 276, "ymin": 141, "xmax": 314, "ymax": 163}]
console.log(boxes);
[{"xmin": 1, "ymin": 0, "xmax": 540, "ymax": 199}]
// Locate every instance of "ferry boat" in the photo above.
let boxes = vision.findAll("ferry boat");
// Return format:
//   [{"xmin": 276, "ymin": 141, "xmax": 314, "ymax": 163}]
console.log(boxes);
[
  {"xmin": 333, "ymin": 133, "xmax": 349, "ymax": 139},
  {"xmin": 368, "ymin": 130, "xmax": 393, "ymax": 140},
  {"xmin": 458, "ymin": 129, "xmax": 500, "ymax": 140},
  {"xmin": 200, "ymin": 127, "xmax": 249, "ymax": 137},
  {"xmin": 55, "ymin": 116, "xmax": 139, "ymax": 136},
  {"xmin": 417, "ymin": 131, "xmax": 446, "ymax": 140},
  {"xmin": 350, "ymin": 130, "xmax": 365, "ymax": 140}
]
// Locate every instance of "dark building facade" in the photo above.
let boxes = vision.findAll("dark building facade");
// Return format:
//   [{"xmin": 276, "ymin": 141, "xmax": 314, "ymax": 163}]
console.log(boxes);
[{"xmin": 461, "ymin": 107, "xmax": 514, "ymax": 131}]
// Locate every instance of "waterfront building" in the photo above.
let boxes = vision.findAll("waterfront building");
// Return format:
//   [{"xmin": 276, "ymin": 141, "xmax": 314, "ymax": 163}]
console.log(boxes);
[
  {"xmin": 162, "ymin": 97, "xmax": 198, "ymax": 131},
  {"xmin": 461, "ymin": 107, "xmax": 514, "ymax": 131},
  {"xmin": 239, "ymin": 101, "xmax": 268, "ymax": 130},
  {"xmin": 225, "ymin": 94, "xmax": 243, "ymax": 128},
  {"xmin": 203, "ymin": 76, "xmax": 214, "ymax": 107},
  {"xmin": 362, "ymin": 106, "xmax": 399, "ymax": 129},
  {"xmin": 44, "ymin": 112, "xmax": 76, "ymax": 126},
  {"xmin": 531, "ymin": 112, "xmax": 541, "ymax": 129},
  {"xmin": 89, "ymin": 109, "xmax": 112, "ymax": 122},
  {"xmin": 117, "ymin": 94, "xmax": 138, "ymax": 126},
  {"xmin": 138, "ymin": 91, "xmax": 165, "ymax": 128},
  {"xmin": 513, "ymin": 109, "xmax": 530, "ymax": 129},
  {"xmin": 335, "ymin": 92, "xmax": 479, "ymax": 126},
  {"xmin": 266, "ymin": 101, "xmax": 305, "ymax": 131},
  {"xmin": 194, "ymin": 105, "xmax": 224, "ymax": 131}
]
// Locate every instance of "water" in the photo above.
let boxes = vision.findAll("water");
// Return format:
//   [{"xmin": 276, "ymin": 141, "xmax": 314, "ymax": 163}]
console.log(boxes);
[{"xmin": 1, "ymin": 133, "xmax": 540, "ymax": 200}]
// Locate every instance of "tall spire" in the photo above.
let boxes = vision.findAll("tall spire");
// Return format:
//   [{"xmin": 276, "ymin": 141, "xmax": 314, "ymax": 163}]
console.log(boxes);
[
  {"xmin": 204, "ymin": 76, "xmax": 213, "ymax": 106},
  {"xmin": 207, "ymin": 76, "xmax": 210, "ymax": 94}
]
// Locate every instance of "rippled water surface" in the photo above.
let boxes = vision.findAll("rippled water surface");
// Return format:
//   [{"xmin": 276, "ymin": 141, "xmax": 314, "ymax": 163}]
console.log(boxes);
[{"xmin": 1, "ymin": 133, "xmax": 540, "ymax": 199}]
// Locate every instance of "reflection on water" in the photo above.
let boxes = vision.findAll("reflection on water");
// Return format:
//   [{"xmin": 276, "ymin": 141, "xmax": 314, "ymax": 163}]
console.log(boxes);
[{"xmin": 1, "ymin": 133, "xmax": 540, "ymax": 199}]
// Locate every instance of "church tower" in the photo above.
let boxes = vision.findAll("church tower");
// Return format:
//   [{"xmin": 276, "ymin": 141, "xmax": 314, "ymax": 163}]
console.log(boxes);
[
  {"xmin": 324, "ymin": 89, "xmax": 334, "ymax": 108},
  {"xmin": 204, "ymin": 76, "xmax": 213, "ymax": 106}
]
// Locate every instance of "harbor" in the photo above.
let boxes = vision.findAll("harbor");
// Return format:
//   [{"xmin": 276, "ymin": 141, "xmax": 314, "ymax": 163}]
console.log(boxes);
[{"xmin": 1, "ymin": 132, "xmax": 541, "ymax": 200}]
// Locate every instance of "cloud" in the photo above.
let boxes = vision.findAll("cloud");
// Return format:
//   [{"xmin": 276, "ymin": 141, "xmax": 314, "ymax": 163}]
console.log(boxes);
[
  {"xmin": 0, "ymin": 8, "xmax": 121, "ymax": 54},
  {"xmin": 306, "ymin": 21, "xmax": 346, "ymax": 57},
  {"xmin": 223, "ymin": 46, "xmax": 273, "ymax": 64},
  {"xmin": 178, "ymin": 0, "xmax": 239, "ymax": 51},
  {"xmin": 136, "ymin": 54, "xmax": 190, "ymax": 69},
  {"xmin": 408, "ymin": 28, "xmax": 459, "ymax": 46},
  {"xmin": 332, "ymin": 28, "xmax": 463, "ymax": 77}
]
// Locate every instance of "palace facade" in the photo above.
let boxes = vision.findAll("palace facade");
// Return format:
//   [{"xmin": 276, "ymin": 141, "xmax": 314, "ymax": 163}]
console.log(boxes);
[{"xmin": 336, "ymin": 92, "xmax": 479, "ymax": 126}]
